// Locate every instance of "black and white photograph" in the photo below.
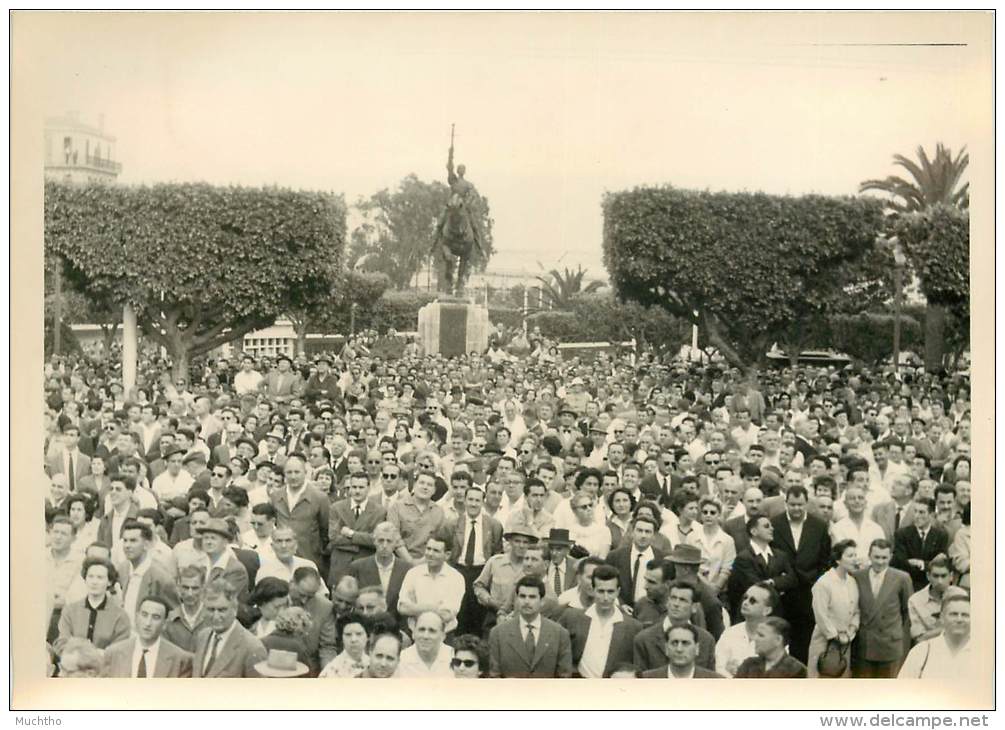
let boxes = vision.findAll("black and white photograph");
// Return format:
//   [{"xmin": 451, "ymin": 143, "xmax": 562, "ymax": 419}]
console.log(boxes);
[{"xmin": 10, "ymin": 10, "xmax": 994, "ymax": 716}]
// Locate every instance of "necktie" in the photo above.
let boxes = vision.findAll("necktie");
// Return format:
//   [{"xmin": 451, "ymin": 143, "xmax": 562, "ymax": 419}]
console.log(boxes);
[
  {"xmin": 354, "ymin": 505, "xmax": 361, "ymax": 521},
  {"xmin": 203, "ymin": 631, "xmax": 220, "ymax": 675},
  {"xmin": 68, "ymin": 453, "xmax": 75, "ymax": 491},
  {"xmin": 894, "ymin": 507, "xmax": 902, "ymax": 532},
  {"xmin": 464, "ymin": 519, "xmax": 477, "ymax": 566},
  {"xmin": 553, "ymin": 566, "xmax": 562, "ymax": 596},
  {"xmin": 525, "ymin": 625, "xmax": 536, "ymax": 658},
  {"xmin": 137, "ymin": 649, "xmax": 148, "ymax": 678},
  {"xmin": 632, "ymin": 552, "xmax": 642, "ymax": 591}
]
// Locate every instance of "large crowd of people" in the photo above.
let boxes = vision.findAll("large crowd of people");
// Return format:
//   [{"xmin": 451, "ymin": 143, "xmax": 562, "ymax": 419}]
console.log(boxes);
[{"xmin": 42, "ymin": 332, "xmax": 975, "ymax": 679}]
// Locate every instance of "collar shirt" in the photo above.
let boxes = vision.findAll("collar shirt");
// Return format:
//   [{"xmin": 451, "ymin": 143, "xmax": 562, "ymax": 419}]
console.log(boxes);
[
  {"xmin": 687, "ymin": 527, "xmax": 735, "ymax": 586},
  {"xmin": 400, "ymin": 562, "xmax": 465, "ymax": 633},
  {"xmin": 257, "ymin": 555, "xmax": 329, "ymax": 595},
  {"xmin": 629, "ymin": 546, "xmax": 655, "ymax": 601},
  {"xmin": 506, "ymin": 507, "xmax": 556, "ymax": 541},
  {"xmin": 375, "ymin": 557, "xmax": 396, "ymax": 594},
  {"xmin": 123, "ymin": 556, "xmax": 152, "ymax": 623},
  {"xmin": 520, "ymin": 614, "xmax": 543, "ymax": 642},
  {"xmin": 558, "ymin": 586, "xmax": 587, "ymax": 609},
  {"xmin": 578, "ymin": 605, "xmax": 625, "ymax": 678},
  {"xmin": 286, "ymin": 485, "xmax": 308, "ymax": 512},
  {"xmin": 665, "ymin": 665, "xmax": 696, "ymax": 679},
  {"xmin": 830, "ymin": 517, "xmax": 886, "ymax": 550},
  {"xmin": 568, "ymin": 521, "xmax": 612, "ymax": 559},
  {"xmin": 458, "ymin": 515, "xmax": 487, "ymax": 567},
  {"xmin": 908, "ymin": 586, "xmax": 946, "ymax": 641},
  {"xmin": 750, "ymin": 541, "xmax": 774, "ymax": 562},
  {"xmin": 396, "ymin": 643, "xmax": 455, "ymax": 678},
  {"xmin": 389, "ymin": 494, "xmax": 445, "ymax": 560},
  {"xmin": 233, "ymin": 370, "xmax": 263, "ymax": 396},
  {"xmin": 715, "ymin": 621, "xmax": 759, "ymax": 677},
  {"xmin": 786, "ymin": 513, "xmax": 805, "ymax": 549},
  {"xmin": 869, "ymin": 568, "xmax": 887, "ymax": 598},
  {"xmin": 48, "ymin": 548, "xmax": 83, "ymax": 613},
  {"xmin": 132, "ymin": 638, "xmax": 161, "ymax": 678}
]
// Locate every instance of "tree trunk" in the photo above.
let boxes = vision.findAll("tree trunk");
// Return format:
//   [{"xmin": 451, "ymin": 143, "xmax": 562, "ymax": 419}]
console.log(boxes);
[
  {"xmin": 924, "ymin": 304, "xmax": 946, "ymax": 372},
  {"xmin": 699, "ymin": 309, "xmax": 747, "ymax": 370},
  {"xmin": 296, "ymin": 323, "xmax": 308, "ymax": 357},
  {"xmin": 171, "ymin": 347, "xmax": 190, "ymax": 383}
]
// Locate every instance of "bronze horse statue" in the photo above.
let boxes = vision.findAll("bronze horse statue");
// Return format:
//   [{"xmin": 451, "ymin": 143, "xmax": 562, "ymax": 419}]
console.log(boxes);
[{"xmin": 433, "ymin": 192, "xmax": 483, "ymax": 296}]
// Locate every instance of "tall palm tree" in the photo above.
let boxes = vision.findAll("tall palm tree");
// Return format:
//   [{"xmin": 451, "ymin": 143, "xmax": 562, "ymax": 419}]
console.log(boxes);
[
  {"xmin": 860, "ymin": 143, "xmax": 970, "ymax": 371},
  {"xmin": 860, "ymin": 143, "xmax": 969, "ymax": 210},
  {"xmin": 535, "ymin": 266, "xmax": 605, "ymax": 310}
]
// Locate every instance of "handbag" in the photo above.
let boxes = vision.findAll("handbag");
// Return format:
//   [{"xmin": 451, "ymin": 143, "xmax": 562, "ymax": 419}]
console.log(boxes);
[{"xmin": 817, "ymin": 638, "xmax": 850, "ymax": 678}]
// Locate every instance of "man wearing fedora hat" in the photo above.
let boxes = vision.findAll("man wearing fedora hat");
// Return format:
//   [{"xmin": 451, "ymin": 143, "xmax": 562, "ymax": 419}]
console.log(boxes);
[
  {"xmin": 256, "ymin": 429, "xmax": 289, "ymax": 470},
  {"xmin": 303, "ymin": 354, "xmax": 342, "ymax": 405},
  {"xmin": 474, "ymin": 525, "xmax": 538, "ymax": 632},
  {"xmin": 197, "ymin": 518, "xmax": 251, "ymax": 606},
  {"xmin": 666, "ymin": 544, "xmax": 726, "ymax": 640},
  {"xmin": 261, "ymin": 353, "xmax": 302, "ymax": 405},
  {"xmin": 544, "ymin": 529, "xmax": 578, "ymax": 597}
]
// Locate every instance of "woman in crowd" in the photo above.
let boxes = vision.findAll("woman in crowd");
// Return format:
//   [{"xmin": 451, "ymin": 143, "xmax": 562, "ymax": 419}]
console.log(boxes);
[
  {"xmin": 250, "ymin": 577, "xmax": 290, "ymax": 640},
  {"xmin": 65, "ymin": 493, "xmax": 100, "ymax": 553},
  {"xmin": 807, "ymin": 539, "xmax": 860, "ymax": 678},
  {"xmin": 688, "ymin": 497, "xmax": 736, "ymax": 593},
  {"xmin": 56, "ymin": 558, "xmax": 130, "ymax": 652},
  {"xmin": 318, "ymin": 613, "xmax": 372, "ymax": 678},
  {"xmin": 606, "ymin": 487, "xmax": 637, "ymax": 549},
  {"xmin": 450, "ymin": 634, "xmax": 489, "ymax": 679}
]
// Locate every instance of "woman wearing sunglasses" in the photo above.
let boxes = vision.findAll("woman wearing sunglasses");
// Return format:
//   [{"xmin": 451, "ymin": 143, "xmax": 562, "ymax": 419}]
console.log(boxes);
[{"xmin": 450, "ymin": 634, "xmax": 488, "ymax": 678}]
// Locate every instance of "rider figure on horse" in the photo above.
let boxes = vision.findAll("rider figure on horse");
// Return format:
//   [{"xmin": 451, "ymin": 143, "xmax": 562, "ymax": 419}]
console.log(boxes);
[{"xmin": 433, "ymin": 129, "xmax": 487, "ymax": 294}]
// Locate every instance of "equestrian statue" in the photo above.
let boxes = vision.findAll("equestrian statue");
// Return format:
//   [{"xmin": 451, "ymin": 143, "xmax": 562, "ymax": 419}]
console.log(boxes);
[{"xmin": 432, "ymin": 124, "xmax": 487, "ymax": 296}]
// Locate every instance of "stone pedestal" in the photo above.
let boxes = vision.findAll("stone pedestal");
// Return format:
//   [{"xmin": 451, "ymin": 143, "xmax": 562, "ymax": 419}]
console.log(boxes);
[{"xmin": 417, "ymin": 298, "xmax": 490, "ymax": 357}]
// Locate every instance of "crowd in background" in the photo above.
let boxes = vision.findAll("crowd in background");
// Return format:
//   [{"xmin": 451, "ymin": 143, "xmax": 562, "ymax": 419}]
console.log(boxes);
[{"xmin": 43, "ymin": 336, "xmax": 974, "ymax": 679}]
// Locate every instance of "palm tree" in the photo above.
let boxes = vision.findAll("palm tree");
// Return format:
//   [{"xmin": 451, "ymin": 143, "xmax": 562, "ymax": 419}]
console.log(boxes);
[
  {"xmin": 860, "ymin": 144, "xmax": 969, "ymax": 371},
  {"xmin": 535, "ymin": 266, "xmax": 605, "ymax": 310},
  {"xmin": 860, "ymin": 144, "xmax": 969, "ymax": 211}
]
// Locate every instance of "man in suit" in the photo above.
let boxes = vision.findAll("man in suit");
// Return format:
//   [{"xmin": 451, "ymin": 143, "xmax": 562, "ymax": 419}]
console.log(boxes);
[
  {"xmin": 559, "ymin": 565, "xmax": 643, "ymax": 677},
  {"xmin": 633, "ymin": 579, "xmax": 716, "ymax": 673},
  {"xmin": 734, "ymin": 617, "xmax": 808, "ymax": 678},
  {"xmin": 852, "ymin": 538, "xmax": 913, "ymax": 678},
  {"xmin": 872, "ymin": 474, "xmax": 918, "ymax": 541},
  {"xmin": 544, "ymin": 529, "xmax": 579, "ymax": 596},
  {"xmin": 102, "ymin": 596, "xmax": 193, "ymax": 677},
  {"xmin": 271, "ymin": 455, "xmax": 330, "ymax": 571},
  {"xmin": 288, "ymin": 566, "xmax": 339, "ymax": 673},
  {"xmin": 193, "ymin": 578, "xmax": 268, "ymax": 678},
  {"xmin": 488, "ymin": 575, "xmax": 573, "ymax": 678},
  {"xmin": 769, "ymin": 485, "xmax": 831, "ymax": 663},
  {"xmin": 723, "ymin": 487, "xmax": 764, "ymax": 554},
  {"xmin": 605, "ymin": 514, "xmax": 665, "ymax": 608},
  {"xmin": 347, "ymin": 522, "xmax": 409, "ymax": 627},
  {"xmin": 639, "ymin": 624, "xmax": 724, "ymax": 678},
  {"xmin": 260, "ymin": 354, "xmax": 302, "ymax": 405},
  {"xmin": 46, "ymin": 422, "xmax": 91, "ymax": 492},
  {"xmin": 119, "ymin": 520, "xmax": 179, "ymax": 626},
  {"xmin": 450, "ymin": 485, "xmax": 504, "ymax": 635},
  {"xmin": 727, "ymin": 515, "xmax": 797, "ymax": 620},
  {"xmin": 327, "ymin": 472, "xmax": 386, "ymax": 587},
  {"xmin": 97, "ymin": 474, "xmax": 140, "ymax": 550},
  {"xmin": 893, "ymin": 497, "xmax": 950, "ymax": 592}
]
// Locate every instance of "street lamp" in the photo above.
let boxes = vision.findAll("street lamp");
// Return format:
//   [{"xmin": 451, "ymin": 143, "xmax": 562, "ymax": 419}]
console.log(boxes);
[{"xmin": 890, "ymin": 236, "xmax": 906, "ymax": 373}]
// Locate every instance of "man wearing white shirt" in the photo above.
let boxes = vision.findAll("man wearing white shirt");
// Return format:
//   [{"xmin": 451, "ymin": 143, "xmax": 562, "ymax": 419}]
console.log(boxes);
[
  {"xmin": 716, "ymin": 582, "xmax": 778, "ymax": 677},
  {"xmin": 102, "ymin": 596, "xmax": 193, "ymax": 677},
  {"xmin": 151, "ymin": 448, "xmax": 194, "ymax": 503},
  {"xmin": 233, "ymin": 355, "xmax": 264, "ymax": 396},
  {"xmin": 395, "ymin": 610, "xmax": 454, "ymax": 677},
  {"xmin": 830, "ymin": 485, "xmax": 885, "ymax": 563},
  {"xmin": 899, "ymin": 593, "xmax": 973, "ymax": 679},
  {"xmin": 640, "ymin": 624, "xmax": 723, "ymax": 678},
  {"xmin": 566, "ymin": 565, "xmax": 642, "ymax": 678},
  {"xmin": 398, "ymin": 535, "xmax": 466, "ymax": 633},
  {"xmin": 240, "ymin": 503, "xmax": 277, "ymax": 557},
  {"xmin": 868, "ymin": 441, "xmax": 908, "ymax": 496},
  {"xmin": 255, "ymin": 527, "xmax": 328, "ymax": 595}
]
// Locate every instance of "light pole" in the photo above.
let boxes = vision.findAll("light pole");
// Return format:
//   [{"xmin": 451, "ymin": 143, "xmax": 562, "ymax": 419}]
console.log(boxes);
[{"xmin": 891, "ymin": 236, "xmax": 906, "ymax": 373}]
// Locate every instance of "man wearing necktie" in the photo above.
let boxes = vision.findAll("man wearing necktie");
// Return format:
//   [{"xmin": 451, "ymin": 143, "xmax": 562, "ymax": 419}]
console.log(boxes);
[
  {"xmin": 101, "ymin": 596, "xmax": 193, "ymax": 678},
  {"xmin": 893, "ymin": 498, "xmax": 950, "ymax": 592},
  {"xmin": 193, "ymin": 579, "xmax": 267, "ymax": 677},
  {"xmin": 327, "ymin": 473, "xmax": 386, "ymax": 588},
  {"xmin": 450, "ymin": 486, "xmax": 503, "ymax": 634}
]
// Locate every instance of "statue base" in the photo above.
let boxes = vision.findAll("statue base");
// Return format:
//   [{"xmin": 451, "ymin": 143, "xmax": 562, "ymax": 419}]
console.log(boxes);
[{"xmin": 417, "ymin": 299, "xmax": 489, "ymax": 357}]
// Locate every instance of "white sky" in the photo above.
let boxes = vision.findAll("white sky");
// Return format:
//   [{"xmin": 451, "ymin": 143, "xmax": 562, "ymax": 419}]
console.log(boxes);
[{"xmin": 25, "ymin": 12, "xmax": 988, "ymax": 276}]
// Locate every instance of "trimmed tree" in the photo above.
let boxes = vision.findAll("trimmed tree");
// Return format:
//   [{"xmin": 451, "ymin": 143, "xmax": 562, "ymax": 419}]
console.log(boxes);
[
  {"xmin": 45, "ymin": 181, "xmax": 347, "ymax": 380},
  {"xmin": 892, "ymin": 205, "xmax": 970, "ymax": 371},
  {"xmin": 602, "ymin": 186, "xmax": 886, "ymax": 369}
]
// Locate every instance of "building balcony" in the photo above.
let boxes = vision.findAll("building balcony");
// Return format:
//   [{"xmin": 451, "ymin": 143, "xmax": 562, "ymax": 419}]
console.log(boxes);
[
  {"xmin": 85, "ymin": 155, "xmax": 122, "ymax": 173},
  {"xmin": 47, "ymin": 154, "xmax": 122, "ymax": 175}
]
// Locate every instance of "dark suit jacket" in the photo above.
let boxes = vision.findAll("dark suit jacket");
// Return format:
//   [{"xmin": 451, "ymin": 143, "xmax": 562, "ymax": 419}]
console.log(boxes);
[
  {"xmin": 118, "ymin": 559, "xmax": 180, "ymax": 612},
  {"xmin": 488, "ymin": 615, "xmax": 573, "ymax": 678},
  {"xmin": 735, "ymin": 654, "xmax": 808, "ymax": 678},
  {"xmin": 206, "ymin": 553, "xmax": 251, "ymax": 605},
  {"xmin": 872, "ymin": 502, "xmax": 917, "ymax": 542},
  {"xmin": 346, "ymin": 555, "xmax": 410, "ymax": 625},
  {"xmin": 192, "ymin": 623, "xmax": 268, "ymax": 678},
  {"xmin": 449, "ymin": 513, "xmax": 504, "ymax": 564},
  {"xmin": 327, "ymin": 498, "xmax": 386, "ymax": 558},
  {"xmin": 559, "ymin": 608, "xmax": 643, "ymax": 677},
  {"xmin": 893, "ymin": 525, "xmax": 950, "ymax": 592},
  {"xmin": 633, "ymin": 621, "xmax": 715, "ymax": 672},
  {"xmin": 723, "ymin": 515, "xmax": 750, "ymax": 554},
  {"xmin": 769, "ymin": 512, "xmax": 831, "ymax": 602},
  {"xmin": 852, "ymin": 567, "xmax": 912, "ymax": 663},
  {"xmin": 271, "ymin": 486, "xmax": 330, "ymax": 566},
  {"xmin": 727, "ymin": 547, "xmax": 797, "ymax": 619},
  {"xmin": 639, "ymin": 474, "xmax": 671, "ymax": 506},
  {"xmin": 102, "ymin": 637, "xmax": 193, "ymax": 678},
  {"xmin": 640, "ymin": 665, "xmax": 723, "ymax": 678},
  {"xmin": 97, "ymin": 505, "xmax": 139, "ymax": 547},
  {"xmin": 605, "ymin": 545, "xmax": 666, "ymax": 608}
]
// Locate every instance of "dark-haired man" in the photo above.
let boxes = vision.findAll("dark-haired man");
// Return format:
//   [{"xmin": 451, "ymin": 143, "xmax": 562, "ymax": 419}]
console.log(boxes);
[
  {"xmin": 606, "ymin": 515, "xmax": 665, "ymax": 608},
  {"xmin": 560, "ymin": 565, "xmax": 643, "ymax": 677},
  {"xmin": 734, "ymin": 617, "xmax": 807, "ymax": 678},
  {"xmin": 103, "ymin": 596, "xmax": 193, "ymax": 677},
  {"xmin": 633, "ymin": 580, "xmax": 716, "ymax": 673},
  {"xmin": 488, "ymin": 575, "xmax": 573, "ymax": 678},
  {"xmin": 639, "ymin": 624, "xmax": 723, "ymax": 679},
  {"xmin": 119, "ymin": 519, "xmax": 178, "ymax": 626}
]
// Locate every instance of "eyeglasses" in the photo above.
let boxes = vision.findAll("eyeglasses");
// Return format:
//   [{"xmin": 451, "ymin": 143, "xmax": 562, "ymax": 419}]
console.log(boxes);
[
  {"xmin": 366, "ymin": 460, "xmax": 381, "ymax": 465},
  {"xmin": 701, "ymin": 509, "xmax": 720, "ymax": 516},
  {"xmin": 450, "ymin": 658, "xmax": 478, "ymax": 669},
  {"xmin": 381, "ymin": 473, "xmax": 399, "ymax": 479}
]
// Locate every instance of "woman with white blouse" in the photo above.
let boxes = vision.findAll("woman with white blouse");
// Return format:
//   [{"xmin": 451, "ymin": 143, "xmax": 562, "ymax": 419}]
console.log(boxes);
[
  {"xmin": 687, "ymin": 497, "xmax": 736, "ymax": 593},
  {"xmin": 807, "ymin": 539, "xmax": 861, "ymax": 678}
]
